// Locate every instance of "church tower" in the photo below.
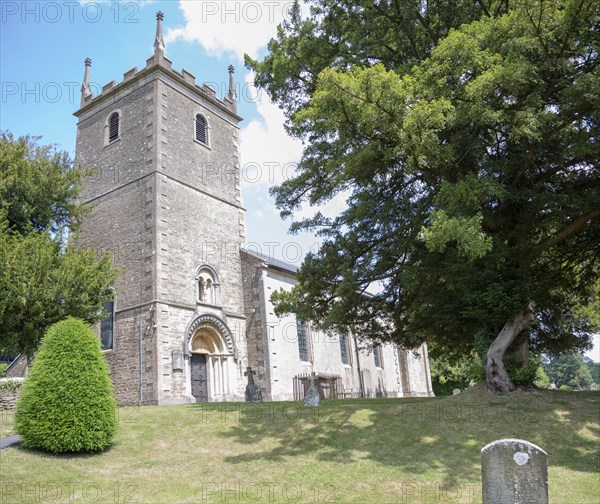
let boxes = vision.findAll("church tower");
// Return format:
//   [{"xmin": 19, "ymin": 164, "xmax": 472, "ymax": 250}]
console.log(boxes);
[{"xmin": 75, "ymin": 13, "xmax": 248, "ymax": 405}]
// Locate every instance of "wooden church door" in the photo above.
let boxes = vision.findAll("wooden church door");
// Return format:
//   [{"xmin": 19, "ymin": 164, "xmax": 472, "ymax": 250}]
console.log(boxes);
[{"xmin": 191, "ymin": 354, "xmax": 209, "ymax": 402}]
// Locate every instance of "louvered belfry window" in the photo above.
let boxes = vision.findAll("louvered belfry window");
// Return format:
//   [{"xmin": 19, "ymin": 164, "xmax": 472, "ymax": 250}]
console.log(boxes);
[
  {"xmin": 195, "ymin": 114, "xmax": 207, "ymax": 144},
  {"xmin": 108, "ymin": 112, "xmax": 119, "ymax": 142}
]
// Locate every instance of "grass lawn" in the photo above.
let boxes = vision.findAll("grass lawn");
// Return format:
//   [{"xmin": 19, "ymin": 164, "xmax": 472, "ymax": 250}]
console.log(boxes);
[{"xmin": 0, "ymin": 388, "xmax": 598, "ymax": 503}]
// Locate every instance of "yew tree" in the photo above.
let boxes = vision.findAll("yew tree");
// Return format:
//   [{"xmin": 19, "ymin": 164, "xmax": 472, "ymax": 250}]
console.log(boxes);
[{"xmin": 247, "ymin": 0, "xmax": 600, "ymax": 393}]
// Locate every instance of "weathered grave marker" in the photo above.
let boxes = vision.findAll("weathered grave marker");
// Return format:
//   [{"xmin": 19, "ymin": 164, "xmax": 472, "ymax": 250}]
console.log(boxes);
[
  {"xmin": 481, "ymin": 439, "xmax": 548, "ymax": 504},
  {"xmin": 304, "ymin": 372, "xmax": 321, "ymax": 407},
  {"xmin": 244, "ymin": 367, "xmax": 263, "ymax": 403}
]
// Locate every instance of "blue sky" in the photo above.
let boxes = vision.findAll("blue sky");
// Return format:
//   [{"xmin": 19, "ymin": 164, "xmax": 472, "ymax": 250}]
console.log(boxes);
[{"xmin": 2, "ymin": 0, "xmax": 598, "ymax": 362}]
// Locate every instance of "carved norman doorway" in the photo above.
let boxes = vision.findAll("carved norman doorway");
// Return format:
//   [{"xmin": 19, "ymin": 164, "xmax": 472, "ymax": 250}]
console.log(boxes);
[{"xmin": 187, "ymin": 317, "xmax": 236, "ymax": 402}]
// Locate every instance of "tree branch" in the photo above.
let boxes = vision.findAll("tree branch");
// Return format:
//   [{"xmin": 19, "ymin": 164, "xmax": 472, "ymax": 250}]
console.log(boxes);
[
  {"xmin": 475, "ymin": 0, "xmax": 491, "ymax": 18},
  {"xmin": 539, "ymin": 209, "xmax": 600, "ymax": 250}
]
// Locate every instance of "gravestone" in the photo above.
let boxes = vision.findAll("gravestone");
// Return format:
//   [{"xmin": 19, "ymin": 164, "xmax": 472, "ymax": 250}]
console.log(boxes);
[
  {"xmin": 304, "ymin": 372, "xmax": 321, "ymax": 407},
  {"xmin": 481, "ymin": 439, "xmax": 548, "ymax": 504},
  {"xmin": 590, "ymin": 383, "xmax": 598, "ymax": 391},
  {"xmin": 453, "ymin": 388, "xmax": 461, "ymax": 395},
  {"xmin": 244, "ymin": 367, "xmax": 262, "ymax": 403}
]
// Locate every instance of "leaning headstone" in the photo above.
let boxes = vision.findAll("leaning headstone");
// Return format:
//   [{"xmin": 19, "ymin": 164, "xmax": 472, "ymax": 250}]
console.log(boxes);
[
  {"xmin": 481, "ymin": 439, "xmax": 548, "ymax": 504},
  {"xmin": 304, "ymin": 372, "xmax": 321, "ymax": 407},
  {"xmin": 453, "ymin": 388, "xmax": 461, "ymax": 395},
  {"xmin": 244, "ymin": 367, "xmax": 262, "ymax": 403}
]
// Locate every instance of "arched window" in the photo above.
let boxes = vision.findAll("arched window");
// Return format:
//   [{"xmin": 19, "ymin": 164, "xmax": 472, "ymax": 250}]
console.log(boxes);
[
  {"xmin": 373, "ymin": 342, "xmax": 383, "ymax": 369},
  {"xmin": 196, "ymin": 266, "xmax": 220, "ymax": 305},
  {"xmin": 195, "ymin": 114, "xmax": 208, "ymax": 145},
  {"xmin": 297, "ymin": 319, "xmax": 311, "ymax": 362},
  {"xmin": 340, "ymin": 334, "xmax": 350, "ymax": 365},
  {"xmin": 100, "ymin": 299, "xmax": 115, "ymax": 350},
  {"xmin": 108, "ymin": 112, "xmax": 120, "ymax": 143}
]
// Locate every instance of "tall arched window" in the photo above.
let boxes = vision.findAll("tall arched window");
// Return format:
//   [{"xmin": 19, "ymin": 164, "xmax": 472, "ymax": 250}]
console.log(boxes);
[
  {"xmin": 195, "ymin": 114, "xmax": 208, "ymax": 145},
  {"xmin": 297, "ymin": 319, "xmax": 311, "ymax": 362},
  {"xmin": 373, "ymin": 342, "xmax": 383, "ymax": 369},
  {"xmin": 340, "ymin": 334, "xmax": 350, "ymax": 365},
  {"xmin": 108, "ymin": 112, "xmax": 120, "ymax": 143},
  {"xmin": 100, "ymin": 299, "xmax": 115, "ymax": 350}
]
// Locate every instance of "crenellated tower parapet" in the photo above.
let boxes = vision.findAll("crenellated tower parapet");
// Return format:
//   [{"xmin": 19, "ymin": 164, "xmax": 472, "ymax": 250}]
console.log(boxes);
[{"xmin": 77, "ymin": 12, "xmax": 239, "ymax": 118}]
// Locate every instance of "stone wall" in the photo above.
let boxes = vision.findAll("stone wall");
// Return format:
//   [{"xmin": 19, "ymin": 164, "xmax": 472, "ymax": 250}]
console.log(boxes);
[
  {"xmin": 0, "ymin": 393, "xmax": 18, "ymax": 411},
  {"xmin": 240, "ymin": 251, "xmax": 271, "ymax": 398},
  {"xmin": 0, "ymin": 379, "xmax": 24, "ymax": 411},
  {"xmin": 151, "ymin": 75, "xmax": 247, "ymax": 404},
  {"xmin": 107, "ymin": 310, "xmax": 157, "ymax": 405},
  {"xmin": 76, "ymin": 56, "xmax": 247, "ymax": 405},
  {"xmin": 76, "ymin": 75, "xmax": 160, "ymax": 405},
  {"xmin": 240, "ymin": 250, "xmax": 435, "ymax": 401}
]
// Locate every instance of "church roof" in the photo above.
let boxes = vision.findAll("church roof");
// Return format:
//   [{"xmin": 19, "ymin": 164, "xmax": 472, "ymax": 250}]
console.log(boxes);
[{"xmin": 241, "ymin": 248, "xmax": 299, "ymax": 275}]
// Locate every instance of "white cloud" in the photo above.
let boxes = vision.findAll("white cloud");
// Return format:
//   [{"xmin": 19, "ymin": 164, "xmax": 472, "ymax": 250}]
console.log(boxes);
[
  {"xmin": 240, "ymin": 69, "xmax": 349, "ymax": 241},
  {"xmin": 165, "ymin": 1, "xmax": 298, "ymax": 59},
  {"xmin": 240, "ymin": 73, "xmax": 303, "ymax": 187}
]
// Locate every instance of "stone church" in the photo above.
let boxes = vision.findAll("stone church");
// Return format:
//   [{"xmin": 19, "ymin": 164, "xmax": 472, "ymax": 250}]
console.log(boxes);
[{"xmin": 75, "ymin": 12, "xmax": 433, "ymax": 405}]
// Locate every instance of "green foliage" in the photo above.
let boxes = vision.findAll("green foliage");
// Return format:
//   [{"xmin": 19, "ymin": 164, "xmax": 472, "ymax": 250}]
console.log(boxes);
[
  {"xmin": 534, "ymin": 366, "xmax": 551, "ymax": 389},
  {"xmin": 0, "ymin": 379, "xmax": 21, "ymax": 394},
  {"xmin": 253, "ymin": 0, "xmax": 599, "ymax": 365},
  {"xmin": 429, "ymin": 349, "xmax": 485, "ymax": 395},
  {"xmin": 0, "ymin": 132, "xmax": 88, "ymax": 235},
  {"xmin": 15, "ymin": 318, "xmax": 116, "ymax": 453},
  {"xmin": 559, "ymin": 385, "xmax": 573, "ymax": 392},
  {"xmin": 422, "ymin": 211, "xmax": 492, "ymax": 260},
  {"xmin": 505, "ymin": 357, "xmax": 540, "ymax": 387},
  {"xmin": 0, "ymin": 133, "xmax": 120, "ymax": 354},
  {"xmin": 543, "ymin": 352, "xmax": 594, "ymax": 389},
  {"xmin": 584, "ymin": 357, "xmax": 600, "ymax": 384},
  {"xmin": 0, "ymin": 364, "xmax": 7, "ymax": 378}
]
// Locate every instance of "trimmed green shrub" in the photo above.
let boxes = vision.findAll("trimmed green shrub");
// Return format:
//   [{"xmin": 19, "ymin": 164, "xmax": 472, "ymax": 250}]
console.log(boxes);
[
  {"xmin": 15, "ymin": 318, "xmax": 116, "ymax": 453},
  {"xmin": 559, "ymin": 384, "xmax": 573, "ymax": 392}
]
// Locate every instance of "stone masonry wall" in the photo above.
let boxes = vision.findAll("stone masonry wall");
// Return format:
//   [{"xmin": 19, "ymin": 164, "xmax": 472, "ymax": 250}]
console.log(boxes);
[
  {"xmin": 240, "ymin": 251, "xmax": 271, "ymax": 398},
  {"xmin": 76, "ymin": 76, "xmax": 159, "ymax": 404},
  {"xmin": 76, "ymin": 65, "xmax": 250, "ymax": 404},
  {"xmin": 151, "ymin": 76, "xmax": 247, "ymax": 403}
]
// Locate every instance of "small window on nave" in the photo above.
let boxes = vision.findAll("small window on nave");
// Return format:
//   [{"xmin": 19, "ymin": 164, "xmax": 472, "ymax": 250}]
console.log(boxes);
[
  {"xmin": 297, "ymin": 319, "xmax": 311, "ymax": 363},
  {"xmin": 340, "ymin": 334, "xmax": 350, "ymax": 365},
  {"xmin": 373, "ymin": 342, "xmax": 383, "ymax": 369}
]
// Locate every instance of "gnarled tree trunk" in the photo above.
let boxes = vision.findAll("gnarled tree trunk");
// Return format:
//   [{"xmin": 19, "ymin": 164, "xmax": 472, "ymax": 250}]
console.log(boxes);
[{"xmin": 485, "ymin": 303, "xmax": 536, "ymax": 395}]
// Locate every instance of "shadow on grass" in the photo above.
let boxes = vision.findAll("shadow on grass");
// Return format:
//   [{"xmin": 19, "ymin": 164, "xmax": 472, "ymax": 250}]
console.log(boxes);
[
  {"xmin": 185, "ymin": 390, "xmax": 599, "ymax": 491},
  {"xmin": 12, "ymin": 442, "xmax": 116, "ymax": 459}
]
